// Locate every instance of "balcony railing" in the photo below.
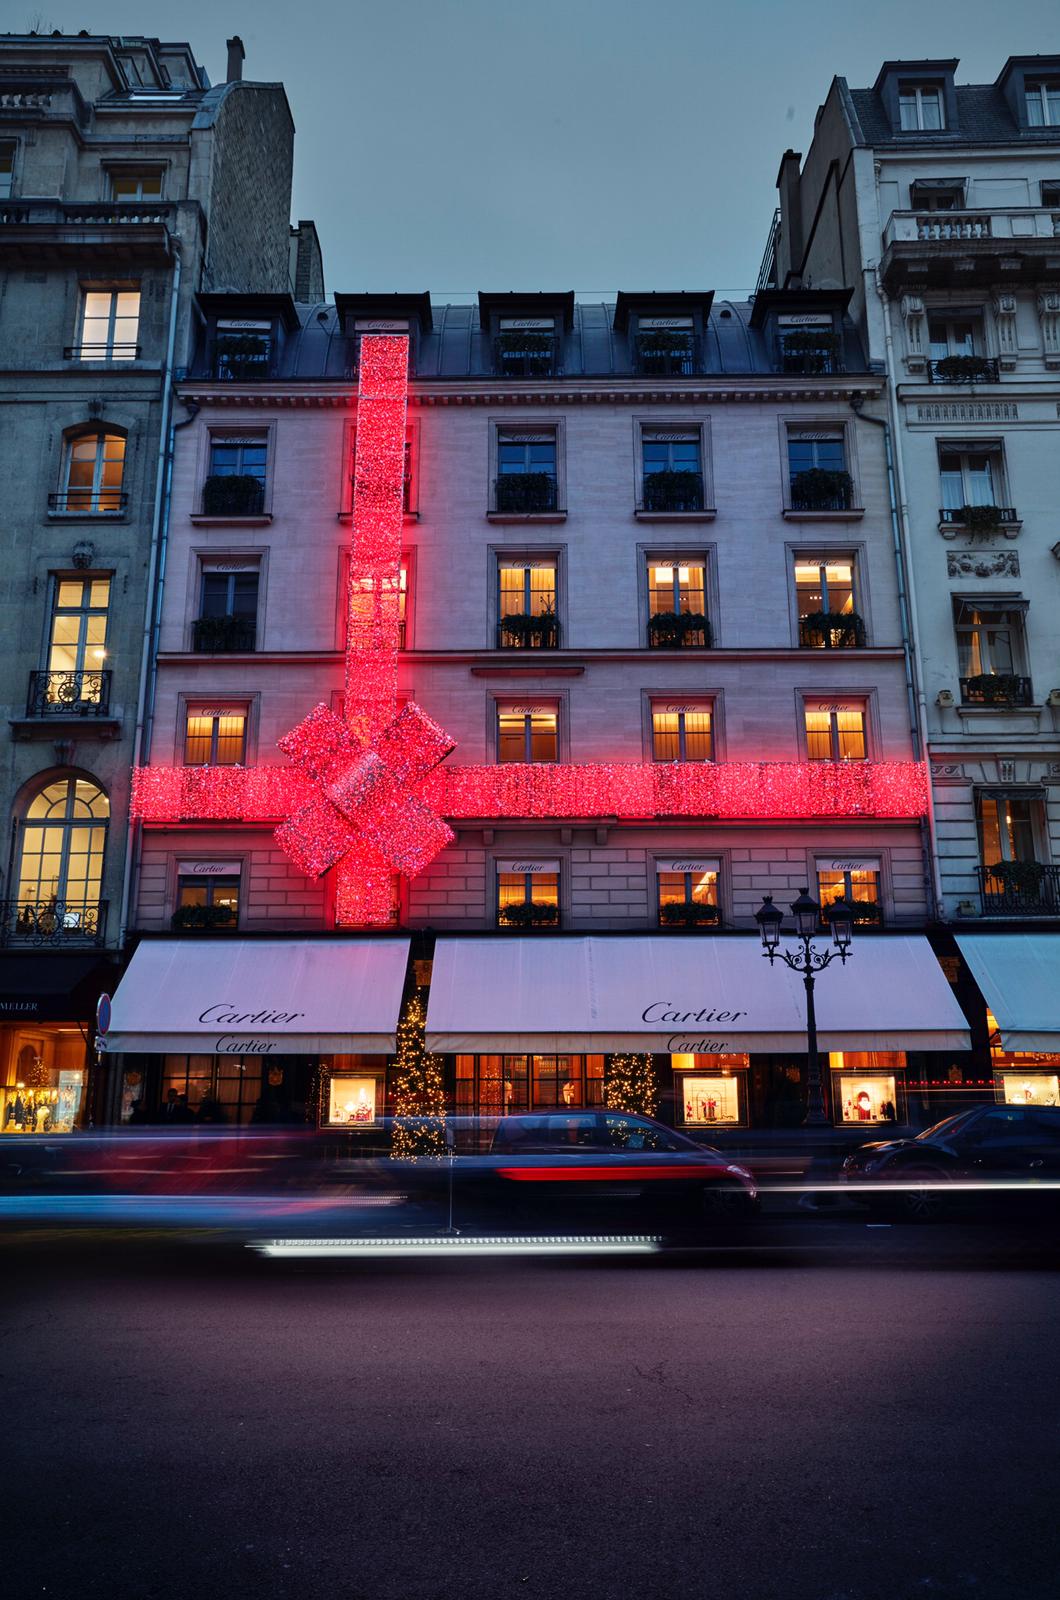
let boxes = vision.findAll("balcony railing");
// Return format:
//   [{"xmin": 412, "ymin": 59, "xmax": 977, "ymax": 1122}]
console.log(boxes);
[
  {"xmin": 959, "ymin": 674, "xmax": 1033, "ymax": 707},
  {"xmin": 493, "ymin": 474, "xmax": 559, "ymax": 514},
  {"xmin": 978, "ymin": 863, "xmax": 1060, "ymax": 916},
  {"xmin": 647, "ymin": 611, "xmax": 712, "ymax": 649},
  {"xmin": 659, "ymin": 902, "xmax": 721, "ymax": 928},
  {"xmin": 63, "ymin": 343, "xmax": 141, "ymax": 362},
  {"xmin": 632, "ymin": 333, "xmax": 700, "ymax": 376},
  {"xmin": 777, "ymin": 333, "xmax": 844, "ymax": 375},
  {"xmin": 928, "ymin": 355, "xmax": 1000, "ymax": 383},
  {"xmin": 493, "ymin": 334, "xmax": 559, "ymax": 378},
  {"xmin": 1, "ymin": 898, "xmax": 107, "ymax": 947},
  {"xmin": 789, "ymin": 469, "xmax": 855, "ymax": 512},
  {"xmin": 939, "ymin": 505, "xmax": 1018, "ymax": 531},
  {"xmin": 497, "ymin": 903, "xmax": 560, "ymax": 929},
  {"xmin": 0, "ymin": 199, "xmax": 176, "ymax": 228},
  {"xmin": 799, "ymin": 611, "xmax": 867, "ymax": 649},
  {"xmin": 497, "ymin": 612, "xmax": 559, "ymax": 650},
  {"xmin": 640, "ymin": 471, "xmax": 705, "ymax": 513},
  {"xmin": 48, "ymin": 490, "xmax": 127, "ymax": 514},
  {"xmin": 192, "ymin": 615, "xmax": 257, "ymax": 653},
  {"xmin": 26, "ymin": 669, "xmax": 112, "ymax": 718}
]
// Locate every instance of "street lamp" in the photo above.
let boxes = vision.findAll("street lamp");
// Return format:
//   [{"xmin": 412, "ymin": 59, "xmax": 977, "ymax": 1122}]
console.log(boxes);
[{"xmin": 754, "ymin": 888, "xmax": 857, "ymax": 1127}]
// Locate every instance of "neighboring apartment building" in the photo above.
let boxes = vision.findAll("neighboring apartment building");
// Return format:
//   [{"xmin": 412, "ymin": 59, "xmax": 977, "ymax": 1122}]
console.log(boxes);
[
  {"xmin": 763, "ymin": 55, "xmax": 1060, "ymax": 1103},
  {"xmin": 0, "ymin": 30, "xmax": 320, "ymax": 1133},
  {"xmin": 110, "ymin": 288, "xmax": 976, "ymax": 1135}
]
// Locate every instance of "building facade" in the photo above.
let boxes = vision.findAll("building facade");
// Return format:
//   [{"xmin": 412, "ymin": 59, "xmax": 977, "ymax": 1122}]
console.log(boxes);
[
  {"xmin": 109, "ymin": 289, "xmax": 977, "ymax": 1135},
  {"xmin": 763, "ymin": 54, "xmax": 1060, "ymax": 1105},
  {"xmin": 0, "ymin": 31, "xmax": 317, "ymax": 1133}
]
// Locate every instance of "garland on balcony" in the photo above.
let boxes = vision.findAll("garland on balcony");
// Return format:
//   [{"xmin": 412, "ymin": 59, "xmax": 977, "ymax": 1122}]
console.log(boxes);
[
  {"xmin": 390, "ymin": 986, "xmax": 447, "ymax": 1160},
  {"xmin": 605, "ymin": 1054, "xmax": 658, "ymax": 1117}
]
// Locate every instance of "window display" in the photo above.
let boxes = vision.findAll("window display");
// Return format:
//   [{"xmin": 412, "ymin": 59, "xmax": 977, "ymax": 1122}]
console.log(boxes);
[
  {"xmin": 997, "ymin": 1071, "xmax": 1059, "ymax": 1107},
  {"xmin": 673, "ymin": 1053, "xmax": 748, "ymax": 1126},
  {"xmin": 326, "ymin": 1074, "xmax": 380, "ymax": 1127}
]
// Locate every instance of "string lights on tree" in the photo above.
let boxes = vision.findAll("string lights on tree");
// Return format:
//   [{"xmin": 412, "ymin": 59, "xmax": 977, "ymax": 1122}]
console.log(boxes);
[
  {"xmin": 604, "ymin": 1054, "xmax": 659, "ymax": 1118},
  {"xmin": 390, "ymin": 987, "xmax": 447, "ymax": 1160}
]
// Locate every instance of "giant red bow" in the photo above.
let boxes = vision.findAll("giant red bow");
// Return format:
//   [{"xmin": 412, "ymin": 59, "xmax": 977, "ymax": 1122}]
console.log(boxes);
[{"xmin": 274, "ymin": 701, "xmax": 455, "ymax": 879}]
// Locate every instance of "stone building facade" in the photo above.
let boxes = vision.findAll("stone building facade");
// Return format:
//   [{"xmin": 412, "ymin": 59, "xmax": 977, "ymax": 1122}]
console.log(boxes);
[{"xmin": 0, "ymin": 30, "xmax": 313, "ymax": 1131}]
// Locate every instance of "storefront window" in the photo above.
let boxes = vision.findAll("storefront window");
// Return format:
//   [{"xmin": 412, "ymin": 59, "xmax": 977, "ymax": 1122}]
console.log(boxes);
[
  {"xmin": 830, "ymin": 1052, "xmax": 904, "ymax": 1125},
  {"xmin": 672, "ymin": 1053, "xmax": 748, "ymax": 1126},
  {"xmin": 455, "ymin": 1054, "xmax": 604, "ymax": 1116},
  {"xmin": 162, "ymin": 1053, "xmax": 262, "ymax": 1124},
  {"xmin": 988, "ymin": 1013, "xmax": 1060, "ymax": 1105},
  {"xmin": 1, "ymin": 1054, "xmax": 84, "ymax": 1134},
  {"xmin": 325, "ymin": 1074, "xmax": 380, "ymax": 1126}
]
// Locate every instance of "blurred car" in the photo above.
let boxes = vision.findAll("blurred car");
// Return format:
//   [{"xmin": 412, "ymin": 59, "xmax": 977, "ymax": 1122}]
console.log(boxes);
[
  {"xmin": 483, "ymin": 1109, "xmax": 758, "ymax": 1232},
  {"xmin": 841, "ymin": 1104, "xmax": 1060, "ymax": 1218}
]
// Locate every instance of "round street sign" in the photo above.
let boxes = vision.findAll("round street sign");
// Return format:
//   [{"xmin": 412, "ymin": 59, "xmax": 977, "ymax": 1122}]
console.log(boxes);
[{"xmin": 96, "ymin": 993, "xmax": 112, "ymax": 1036}]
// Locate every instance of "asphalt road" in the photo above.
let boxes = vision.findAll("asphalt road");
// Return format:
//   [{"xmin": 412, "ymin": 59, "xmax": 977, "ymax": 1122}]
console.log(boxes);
[{"xmin": 3, "ymin": 1220, "xmax": 1059, "ymax": 1600}]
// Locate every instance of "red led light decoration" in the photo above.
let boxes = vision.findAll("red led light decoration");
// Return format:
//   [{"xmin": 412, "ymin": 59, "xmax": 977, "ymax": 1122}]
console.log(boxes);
[{"xmin": 129, "ymin": 333, "xmax": 932, "ymax": 921}]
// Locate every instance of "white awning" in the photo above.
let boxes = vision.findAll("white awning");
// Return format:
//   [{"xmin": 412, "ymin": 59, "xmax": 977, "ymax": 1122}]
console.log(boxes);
[
  {"xmin": 955, "ymin": 934, "xmax": 1060, "ymax": 1052},
  {"xmin": 425, "ymin": 935, "xmax": 970, "ymax": 1054},
  {"xmin": 105, "ymin": 938, "xmax": 410, "ymax": 1055}
]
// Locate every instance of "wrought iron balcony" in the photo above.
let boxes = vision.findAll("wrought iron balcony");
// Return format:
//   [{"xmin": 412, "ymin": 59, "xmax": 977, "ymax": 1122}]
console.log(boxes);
[
  {"xmin": 192, "ymin": 615, "xmax": 257, "ymax": 653},
  {"xmin": 777, "ymin": 334, "xmax": 844, "ymax": 375},
  {"xmin": 798, "ymin": 611, "xmax": 866, "ymax": 649},
  {"xmin": 789, "ymin": 469, "xmax": 855, "ymax": 513},
  {"xmin": 928, "ymin": 356, "xmax": 1000, "ymax": 384},
  {"xmin": 63, "ymin": 342, "xmax": 142, "ymax": 362},
  {"xmin": 493, "ymin": 334, "xmax": 560, "ymax": 379},
  {"xmin": 647, "ymin": 611, "xmax": 712, "ymax": 649},
  {"xmin": 48, "ymin": 490, "xmax": 127, "ymax": 514},
  {"xmin": 959, "ymin": 674, "xmax": 1033, "ymax": 708},
  {"xmin": 1, "ymin": 898, "xmax": 107, "ymax": 947},
  {"xmin": 493, "ymin": 474, "xmax": 560, "ymax": 514},
  {"xmin": 640, "ymin": 471, "xmax": 705, "ymax": 513},
  {"xmin": 497, "ymin": 903, "xmax": 560, "ymax": 929},
  {"xmin": 632, "ymin": 333, "xmax": 700, "ymax": 376},
  {"xmin": 658, "ymin": 902, "xmax": 721, "ymax": 928},
  {"xmin": 939, "ymin": 505, "xmax": 1018, "ymax": 531},
  {"xmin": 26, "ymin": 670, "xmax": 112, "ymax": 718},
  {"xmin": 978, "ymin": 863, "xmax": 1060, "ymax": 916},
  {"xmin": 497, "ymin": 612, "xmax": 559, "ymax": 649},
  {"xmin": 201, "ymin": 474, "xmax": 266, "ymax": 516}
]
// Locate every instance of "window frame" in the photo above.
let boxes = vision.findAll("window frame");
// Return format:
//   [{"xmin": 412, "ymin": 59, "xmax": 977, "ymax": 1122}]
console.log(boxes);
[
  {"xmin": 175, "ymin": 874, "xmax": 242, "ymax": 925},
  {"xmin": 975, "ymin": 790, "xmax": 1047, "ymax": 867},
  {"xmin": 937, "ymin": 441, "xmax": 1007, "ymax": 515},
  {"xmin": 633, "ymin": 417, "xmax": 714, "ymax": 518},
  {"xmin": 898, "ymin": 81, "xmax": 946, "ymax": 131},
  {"xmin": 488, "ymin": 418, "xmax": 567, "ymax": 519},
  {"xmin": 494, "ymin": 857, "xmax": 562, "ymax": 927},
  {"xmin": 788, "ymin": 546, "xmax": 866, "ymax": 647},
  {"xmin": 44, "ymin": 573, "xmax": 111, "ymax": 683},
  {"xmin": 952, "ymin": 596, "xmax": 1028, "ymax": 680},
  {"xmin": 641, "ymin": 550, "xmax": 714, "ymax": 647},
  {"xmin": 494, "ymin": 699, "xmax": 562, "ymax": 764},
  {"xmin": 76, "ymin": 284, "xmax": 141, "ymax": 362},
  {"xmin": 58, "ymin": 428, "xmax": 127, "ymax": 515},
  {"xmin": 781, "ymin": 419, "xmax": 861, "ymax": 517},
  {"xmin": 182, "ymin": 703, "xmax": 251, "ymax": 766},
  {"xmin": 15, "ymin": 776, "xmax": 110, "ymax": 929},
  {"xmin": 797, "ymin": 693, "xmax": 874, "ymax": 762},
  {"xmin": 492, "ymin": 548, "xmax": 563, "ymax": 649},
  {"xmin": 654, "ymin": 856, "xmax": 722, "ymax": 924},
  {"xmin": 813, "ymin": 855, "xmax": 885, "ymax": 924},
  {"xmin": 0, "ymin": 138, "xmax": 17, "ymax": 199},
  {"xmin": 648, "ymin": 698, "xmax": 715, "ymax": 762},
  {"xmin": 1025, "ymin": 80, "xmax": 1060, "ymax": 127},
  {"xmin": 105, "ymin": 165, "xmax": 165, "ymax": 201}
]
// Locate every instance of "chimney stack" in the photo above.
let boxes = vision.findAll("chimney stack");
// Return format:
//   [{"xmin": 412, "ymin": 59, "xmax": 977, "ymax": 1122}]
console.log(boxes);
[
  {"xmin": 225, "ymin": 36, "xmax": 245, "ymax": 83},
  {"xmin": 775, "ymin": 149, "xmax": 804, "ymax": 283}
]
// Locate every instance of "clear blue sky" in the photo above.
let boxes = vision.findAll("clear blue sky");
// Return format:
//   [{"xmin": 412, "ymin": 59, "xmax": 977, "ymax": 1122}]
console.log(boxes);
[{"xmin": 45, "ymin": 0, "xmax": 1060, "ymax": 298}]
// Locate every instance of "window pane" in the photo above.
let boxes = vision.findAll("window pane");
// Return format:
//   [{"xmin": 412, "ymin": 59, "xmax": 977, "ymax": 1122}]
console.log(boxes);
[
  {"xmin": 529, "ymin": 712, "xmax": 557, "ymax": 762},
  {"xmin": 836, "ymin": 711, "xmax": 866, "ymax": 760},
  {"xmin": 215, "ymin": 714, "xmax": 246, "ymax": 765},
  {"xmin": 530, "ymin": 874, "xmax": 558, "ymax": 907},
  {"xmin": 979, "ymin": 796, "xmax": 1003, "ymax": 865},
  {"xmin": 528, "ymin": 566, "xmax": 556, "ymax": 613},
  {"xmin": 184, "ymin": 714, "xmax": 214, "ymax": 764},
  {"xmin": 652, "ymin": 711, "xmax": 680, "ymax": 761},
  {"xmin": 497, "ymin": 872, "xmax": 525, "ymax": 910},
  {"xmin": 824, "ymin": 563, "xmax": 853, "ymax": 613},
  {"xmin": 899, "ymin": 92, "xmax": 918, "ymax": 130},
  {"xmin": 805, "ymin": 710, "xmax": 833, "ymax": 760},
  {"xmin": 498, "ymin": 713, "xmax": 526, "ymax": 762},
  {"xmin": 498, "ymin": 565, "xmax": 526, "ymax": 616},
  {"xmin": 682, "ymin": 710, "xmax": 712, "ymax": 761},
  {"xmin": 690, "ymin": 868, "xmax": 718, "ymax": 906},
  {"xmin": 657, "ymin": 871, "xmax": 685, "ymax": 907}
]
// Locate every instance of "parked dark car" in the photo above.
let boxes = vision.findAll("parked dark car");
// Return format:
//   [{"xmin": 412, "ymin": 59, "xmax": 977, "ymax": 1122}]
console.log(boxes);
[
  {"xmin": 483, "ymin": 1110, "xmax": 758, "ymax": 1233},
  {"xmin": 841, "ymin": 1104, "xmax": 1060, "ymax": 1218}
]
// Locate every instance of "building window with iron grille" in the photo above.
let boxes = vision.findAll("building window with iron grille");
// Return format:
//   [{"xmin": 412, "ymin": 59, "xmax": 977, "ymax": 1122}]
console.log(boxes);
[
  {"xmin": 183, "ymin": 705, "xmax": 248, "ymax": 765},
  {"xmin": 786, "ymin": 430, "xmax": 853, "ymax": 511},
  {"xmin": 497, "ymin": 558, "xmax": 557, "ymax": 648},
  {"xmin": 954, "ymin": 600, "xmax": 1030, "ymax": 704},
  {"xmin": 175, "ymin": 874, "xmax": 241, "ymax": 928},
  {"xmin": 494, "ymin": 430, "xmax": 559, "ymax": 514},
  {"xmin": 497, "ymin": 703, "xmax": 558, "ymax": 763},
  {"xmin": 640, "ymin": 431, "xmax": 705, "ymax": 512},
  {"xmin": 496, "ymin": 860, "xmax": 560, "ymax": 928},
  {"xmin": 77, "ymin": 288, "xmax": 140, "ymax": 362},
  {"xmin": 650, "ymin": 701, "xmax": 713, "ymax": 761},
  {"xmin": 793, "ymin": 555, "xmax": 863, "ymax": 647},
  {"xmin": 0, "ymin": 141, "xmax": 15, "ymax": 199},
  {"xmin": 42, "ymin": 576, "xmax": 110, "ymax": 708},
  {"xmin": 193, "ymin": 570, "xmax": 259, "ymax": 653},
  {"xmin": 804, "ymin": 701, "xmax": 867, "ymax": 761},
  {"xmin": 816, "ymin": 859, "xmax": 882, "ymax": 925},
  {"xmin": 656, "ymin": 858, "xmax": 720, "ymax": 928},
  {"xmin": 646, "ymin": 560, "xmax": 709, "ymax": 648},
  {"xmin": 58, "ymin": 431, "xmax": 126, "ymax": 513}
]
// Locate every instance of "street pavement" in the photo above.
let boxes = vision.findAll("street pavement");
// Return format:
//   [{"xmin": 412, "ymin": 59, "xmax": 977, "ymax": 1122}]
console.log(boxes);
[{"xmin": 2, "ymin": 1218, "xmax": 1059, "ymax": 1600}]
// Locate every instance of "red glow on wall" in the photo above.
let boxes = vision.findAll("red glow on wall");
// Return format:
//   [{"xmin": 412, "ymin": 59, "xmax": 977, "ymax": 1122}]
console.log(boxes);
[{"xmin": 131, "ymin": 760, "xmax": 929, "ymax": 824}]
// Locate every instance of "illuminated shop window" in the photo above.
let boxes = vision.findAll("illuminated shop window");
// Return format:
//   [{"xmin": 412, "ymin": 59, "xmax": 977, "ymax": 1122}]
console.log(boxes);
[
  {"xmin": 804, "ymin": 702, "xmax": 866, "ymax": 761},
  {"xmin": 988, "ymin": 1011, "xmax": 1060, "ymax": 1105},
  {"xmin": 816, "ymin": 859, "xmax": 882, "ymax": 925},
  {"xmin": 78, "ymin": 288, "xmax": 140, "ymax": 361},
  {"xmin": 324, "ymin": 1074, "xmax": 381, "ymax": 1127},
  {"xmin": 497, "ymin": 859, "xmax": 559, "ymax": 927},
  {"xmin": 183, "ymin": 705, "xmax": 248, "ymax": 765},
  {"xmin": 830, "ymin": 1052, "xmax": 905, "ymax": 1124},
  {"xmin": 651, "ymin": 702, "xmax": 712, "ymax": 761},
  {"xmin": 672, "ymin": 1054, "xmax": 749, "ymax": 1126},
  {"xmin": 162, "ymin": 1054, "xmax": 261, "ymax": 1124},
  {"xmin": 497, "ymin": 703, "xmax": 558, "ymax": 763},
  {"xmin": 455, "ymin": 1054, "xmax": 605, "ymax": 1116}
]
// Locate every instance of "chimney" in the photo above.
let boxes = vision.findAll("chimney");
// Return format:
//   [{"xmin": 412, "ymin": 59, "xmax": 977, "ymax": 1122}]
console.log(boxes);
[
  {"xmin": 225, "ymin": 36, "xmax": 245, "ymax": 83},
  {"xmin": 775, "ymin": 149, "xmax": 804, "ymax": 283}
]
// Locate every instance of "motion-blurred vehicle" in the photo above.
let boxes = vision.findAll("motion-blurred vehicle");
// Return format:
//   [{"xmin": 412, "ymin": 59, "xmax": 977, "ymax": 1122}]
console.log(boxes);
[{"xmin": 841, "ymin": 1104, "xmax": 1060, "ymax": 1218}]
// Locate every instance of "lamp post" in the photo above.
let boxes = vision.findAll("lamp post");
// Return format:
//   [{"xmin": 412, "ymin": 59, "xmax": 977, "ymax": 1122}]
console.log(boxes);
[{"xmin": 754, "ymin": 888, "xmax": 856, "ymax": 1127}]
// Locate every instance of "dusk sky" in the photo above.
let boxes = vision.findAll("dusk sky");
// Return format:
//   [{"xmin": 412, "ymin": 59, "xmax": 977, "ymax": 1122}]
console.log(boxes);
[{"xmin": 27, "ymin": 0, "xmax": 1060, "ymax": 294}]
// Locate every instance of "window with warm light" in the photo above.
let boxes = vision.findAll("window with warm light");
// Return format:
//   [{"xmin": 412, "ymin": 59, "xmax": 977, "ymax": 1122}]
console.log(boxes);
[
  {"xmin": 77, "ymin": 288, "xmax": 140, "ymax": 361},
  {"xmin": 830, "ymin": 1053, "xmax": 903, "ymax": 1123},
  {"xmin": 15, "ymin": 777, "xmax": 109, "ymax": 935},
  {"xmin": 183, "ymin": 705, "xmax": 248, "ymax": 766},
  {"xmin": 939, "ymin": 446, "xmax": 1004, "ymax": 515},
  {"xmin": 899, "ymin": 82, "xmax": 945, "ymax": 130},
  {"xmin": 672, "ymin": 1057, "xmax": 748, "ymax": 1126},
  {"xmin": 0, "ymin": 141, "xmax": 14, "ymax": 199},
  {"xmin": 45, "ymin": 577, "xmax": 109, "ymax": 705},
  {"xmin": 61, "ymin": 432, "xmax": 126, "ymax": 513},
  {"xmin": 794, "ymin": 556, "xmax": 861, "ymax": 647},
  {"xmin": 325, "ymin": 1074, "xmax": 381, "ymax": 1127},
  {"xmin": 651, "ymin": 702, "xmax": 712, "ymax": 761},
  {"xmin": 656, "ymin": 859, "xmax": 720, "ymax": 926},
  {"xmin": 108, "ymin": 167, "xmax": 164, "ymax": 199},
  {"xmin": 646, "ymin": 561, "xmax": 709, "ymax": 648},
  {"xmin": 954, "ymin": 601, "xmax": 1025, "ymax": 680},
  {"xmin": 816, "ymin": 860, "xmax": 882, "ymax": 924},
  {"xmin": 497, "ymin": 860, "xmax": 559, "ymax": 927},
  {"xmin": 977, "ymin": 792, "xmax": 1040, "ymax": 866},
  {"xmin": 176, "ymin": 875, "xmax": 240, "ymax": 925},
  {"xmin": 498, "ymin": 559, "xmax": 557, "ymax": 647},
  {"xmin": 804, "ymin": 702, "xmax": 866, "ymax": 761},
  {"xmin": 497, "ymin": 704, "xmax": 558, "ymax": 763}
]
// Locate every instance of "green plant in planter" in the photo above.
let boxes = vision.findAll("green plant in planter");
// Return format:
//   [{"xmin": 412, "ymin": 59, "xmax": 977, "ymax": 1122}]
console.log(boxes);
[
  {"xmin": 962, "ymin": 672, "xmax": 1023, "ymax": 705},
  {"xmin": 201, "ymin": 474, "xmax": 265, "ymax": 515},
  {"xmin": 789, "ymin": 467, "xmax": 854, "ymax": 510},
  {"xmin": 954, "ymin": 503, "xmax": 1004, "ymax": 537},
  {"xmin": 495, "ymin": 472, "xmax": 558, "ymax": 513},
  {"xmin": 799, "ymin": 610, "xmax": 866, "ymax": 648},
  {"xmin": 989, "ymin": 860, "xmax": 1046, "ymax": 892},
  {"xmin": 171, "ymin": 902, "xmax": 237, "ymax": 931},
  {"xmin": 647, "ymin": 610, "xmax": 712, "ymax": 648},
  {"xmin": 192, "ymin": 613, "xmax": 256, "ymax": 652},
  {"xmin": 642, "ymin": 470, "xmax": 704, "ymax": 512},
  {"xmin": 498, "ymin": 902, "xmax": 559, "ymax": 928},
  {"xmin": 215, "ymin": 333, "xmax": 270, "ymax": 379},
  {"xmin": 499, "ymin": 601, "xmax": 558, "ymax": 648},
  {"xmin": 933, "ymin": 354, "xmax": 995, "ymax": 383},
  {"xmin": 779, "ymin": 330, "xmax": 842, "ymax": 373},
  {"xmin": 659, "ymin": 901, "xmax": 720, "ymax": 928}
]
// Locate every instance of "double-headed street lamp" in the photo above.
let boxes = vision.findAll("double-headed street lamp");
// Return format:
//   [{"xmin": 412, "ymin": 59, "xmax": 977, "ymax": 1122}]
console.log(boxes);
[{"xmin": 754, "ymin": 887, "xmax": 857, "ymax": 1127}]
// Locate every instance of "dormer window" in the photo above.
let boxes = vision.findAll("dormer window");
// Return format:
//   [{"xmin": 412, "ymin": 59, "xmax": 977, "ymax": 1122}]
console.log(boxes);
[
  {"xmin": 633, "ymin": 316, "xmax": 697, "ymax": 376},
  {"xmin": 495, "ymin": 318, "xmax": 557, "ymax": 379},
  {"xmin": 214, "ymin": 320, "xmax": 272, "ymax": 381},
  {"xmin": 776, "ymin": 315, "xmax": 842, "ymax": 375},
  {"xmin": 899, "ymin": 82, "xmax": 945, "ymax": 131},
  {"xmin": 1026, "ymin": 81, "xmax": 1060, "ymax": 126}
]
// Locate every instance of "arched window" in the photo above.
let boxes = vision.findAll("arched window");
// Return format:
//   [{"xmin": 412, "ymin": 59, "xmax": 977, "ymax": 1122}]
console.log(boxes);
[
  {"xmin": 12, "ymin": 777, "xmax": 109, "ymax": 942},
  {"xmin": 59, "ymin": 430, "xmax": 126, "ymax": 513}
]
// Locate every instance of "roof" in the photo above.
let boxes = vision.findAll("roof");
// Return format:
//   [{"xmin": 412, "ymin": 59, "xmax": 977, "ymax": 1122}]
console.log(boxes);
[
  {"xmin": 186, "ymin": 295, "xmax": 870, "ymax": 382},
  {"xmin": 849, "ymin": 75, "xmax": 1060, "ymax": 148}
]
